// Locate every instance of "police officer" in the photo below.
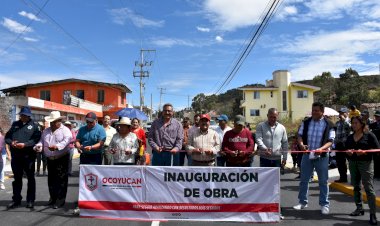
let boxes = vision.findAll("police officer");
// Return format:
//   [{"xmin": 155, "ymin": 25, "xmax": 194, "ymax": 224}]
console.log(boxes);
[{"xmin": 5, "ymin": 106, "xmax": 41, "ymax": 209}]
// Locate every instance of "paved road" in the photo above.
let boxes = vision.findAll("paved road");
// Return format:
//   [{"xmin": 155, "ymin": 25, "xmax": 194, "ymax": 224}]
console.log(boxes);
[{"xmin": 0, "ymin": 154, "xmax": 378, "ymax": 226}]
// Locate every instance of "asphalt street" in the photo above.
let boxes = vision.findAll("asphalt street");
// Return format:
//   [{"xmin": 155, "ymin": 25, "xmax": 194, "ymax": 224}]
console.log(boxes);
[{"xmin": 0, "ymin": 153, "xmax": 378, "ymax": 226}]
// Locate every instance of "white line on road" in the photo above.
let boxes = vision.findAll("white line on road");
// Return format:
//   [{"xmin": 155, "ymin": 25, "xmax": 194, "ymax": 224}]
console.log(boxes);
[{"xmin": 151, "ymin": 221, "xmax": 160, "ymax": 226}]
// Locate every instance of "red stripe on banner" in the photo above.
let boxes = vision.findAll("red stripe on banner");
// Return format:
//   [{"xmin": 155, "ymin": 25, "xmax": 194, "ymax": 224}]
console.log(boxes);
[{"xmin": 79, "ymin": 201, "xmax": 279, "ymax": 213}]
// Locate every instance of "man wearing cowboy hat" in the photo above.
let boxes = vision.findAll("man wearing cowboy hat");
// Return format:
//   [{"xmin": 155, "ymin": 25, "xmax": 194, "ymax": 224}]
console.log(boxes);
[
  {"xmin": 34, "ymin": 111, "xmax": 72, "ymax": 209},
  {"xmin": 5, "ymin": 106, "xmax": 41, "ymax": 209}
]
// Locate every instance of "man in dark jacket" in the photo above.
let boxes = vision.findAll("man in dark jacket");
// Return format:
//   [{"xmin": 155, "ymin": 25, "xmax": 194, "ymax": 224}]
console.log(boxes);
[
  {"xmin": 5, "ymin": 106, "xmax": 41, "ymax": 209},
  {"xmin": 293, "ymin": 102, "xmax": 335, "ymax": 215}
]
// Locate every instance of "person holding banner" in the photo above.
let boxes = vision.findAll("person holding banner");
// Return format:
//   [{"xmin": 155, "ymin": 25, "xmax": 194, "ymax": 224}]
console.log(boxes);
[
  {"xmin": 148, "ymin": 103, "xmax": 183, "ymax": 166},
  {"xmin": 186, "ymin": 114, "xmax": 220, "ymax": 166},
  {"xmin": 221, "ymin": 115, "xmax": 255, "ymax": 167},
  {"xmin": 131, "ymin": 118, "xmax": 147, "ymax": 165},
  {"xmin": 345, "ymin": 116, "xmax": 378, "ymax": 225},
  {"xmin": 109, "ymin": 117, "xmax": 139, "ymax": 165},
  {"xmin": 214, "ymin": 114, "xmax": 232, "ymax": 166},
  {"xmin": 293, "ymin": 102, "xmax": 335, "ymax": 215},
  {"xmin": 34, "ymin": 111, "xmax": 72, "ymax": 209}
]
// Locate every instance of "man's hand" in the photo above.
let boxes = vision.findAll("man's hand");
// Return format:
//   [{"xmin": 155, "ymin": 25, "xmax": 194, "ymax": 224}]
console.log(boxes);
[
  {"xmin": 204, "ymin": 149, "xmax": 213, "ymax": 155},
  {"xmin": 11, "ymin": 140, "xmax": 18, "ymax": 148},
  {"xmin": 281, "ymin": 159, "xmax": 286, "ymax": 167},
  {"xmin": 314, "ymin": 148, "xmax": 323, "ymax": 156},
  {"xmin": 356, "ymin": 149, "xmax": 366, "ymax": 156},
  {"xmin": 48, "ymin": 145, "xmax": 58, "ymax": 151},
  {"xmin": 265, "ymin": 148, "xmax": 272, "ymax": 156},
  {"xmin": 15, "ymin": 143, "xmax": 25, "ymax": 149},
  {"xmin": 125, "ymin": 150, "xmax": 132, "ymax": 155},
  {"xmin": 155, "ymin": 146, "xmax": 162, "ymax": 153},
  {"xmin": 83, "ymin": 146, "xmax": 92, "ymax": 152},
  {"xmin": 346, "ymin": 149, "xmax": 353, "ymax": 156},
  {"xmin": 192, "ymin": 148, "xmax": 202, "ymax": 154},
  {"xmin": 34, "ymin": 144, "xmax": 42, "ymax": 152},
  {"xmin": 170, "ymin": 149, "xmax": 178, "ymax": 155}
]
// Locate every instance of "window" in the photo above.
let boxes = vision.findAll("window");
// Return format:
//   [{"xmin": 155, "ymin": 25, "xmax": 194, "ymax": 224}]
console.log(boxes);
[
  {"xmin": 40, "ymin": 90, "xmax": 50, "ymax": 101},
  {"xmin": 63, "ymin": 90, "xmax": 71, "ymax": 104},
  {"xmin": 97, "ymin": 90, "xmax": 105, "ymax": 103},
  {"xmin": 121, "ymin": 92, "xmax": 126, "ymax": 105},
  {"xmin": 253, "ymin": 91, "xmax": 260, "ymax": 99},
  {"xmin": 282, "ymin": 91, "xmax": 287, "ymax": 111},
  {"xmin": 250, "ymin": 109, "xmax": 260, "ymax": 116},
  {"xmin": 76, "ymin": 90, "xmax": 84, "ymax": 99},
  {"xmin": 297, "ymin": 90, "xmax": 308, "ymax": 98},
  {"xmin": 270, "ymin": 91, "xmax": 273, "ymax": 98}
]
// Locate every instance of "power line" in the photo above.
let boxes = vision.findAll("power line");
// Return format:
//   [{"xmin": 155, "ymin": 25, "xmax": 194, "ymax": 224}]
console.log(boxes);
[
  {"xmin": 21, "ymin": 0, "xmax": 127, "ymax": 84},
  {"xmin": 213, "ymin": 0, "xmax": 281, "ymax": 94},
  {"xmin": 0, "ymin": 0, "xmax": 50, "ymax": 56}
]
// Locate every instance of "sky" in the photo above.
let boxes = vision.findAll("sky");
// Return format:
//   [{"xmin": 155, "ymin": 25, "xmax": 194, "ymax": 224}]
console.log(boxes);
[{"xmin": 1, "ymin": 0, "xmax": 380, "ymax": 111}]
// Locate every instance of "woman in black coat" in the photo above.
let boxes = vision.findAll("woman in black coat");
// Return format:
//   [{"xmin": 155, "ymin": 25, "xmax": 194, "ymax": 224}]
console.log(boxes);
[{"xmin": 345, "ymin": 116, "xmax": 378, "ymax": 225}]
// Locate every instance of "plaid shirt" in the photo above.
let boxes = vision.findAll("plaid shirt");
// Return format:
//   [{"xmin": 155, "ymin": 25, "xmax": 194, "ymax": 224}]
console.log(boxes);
[
  {"xmin": 298, "ymin": 118, "xmax": 335, "ymax": 151},
  {"xmin": 335, "ymin": 120, "xmax": 351, "ymax": 144}
]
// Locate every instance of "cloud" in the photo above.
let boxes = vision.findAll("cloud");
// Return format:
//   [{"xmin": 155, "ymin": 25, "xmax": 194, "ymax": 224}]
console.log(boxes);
[
  {"xmin": 120, "ymin": 38, "xmax": 136, "ymax": 44},
  {"xmin": 276, "ymin": 24, "xmax": 380, "ymax": 80},
  {"xmin": 0, "ymin": 71, "xmax": 66, "ymax": 89},
  {"xmin": 23, "ymin": 37, "xmax": 38, "ymax": 42},
  {"xmin": 18, "ymin": 11, "xmax": 44, "ymax": 22},
  {"xmin": 0, "ymin": 51, "xmax": 26, "ymax": 65},
  {"xmin": 108, "ymin": 8, "xmax": 164, "ymax": 28},
  {"xmin": 203, "ymin": 0, "xmax": 270, "ymax": 31},
  {"xmin": 215, "ymin": 35, "xmax": 223, "ymax": 42},
  {"xmin": 1, "ymin": 17, "xmax": 33, "ymax": 34},
  {"xmin": 276, "ymin": 5, "xmax": 298, "ymax": 21},
  {"xmin": 149, "ymin": 37, "xmax": 208, "ymax": 48},
  {"xmin": 196, "ymin": 26, "xmax": 210, "ymax": 32}
]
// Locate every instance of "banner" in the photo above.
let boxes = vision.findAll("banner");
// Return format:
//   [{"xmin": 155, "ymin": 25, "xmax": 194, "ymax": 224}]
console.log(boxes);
[{"xmin": 79, "ymin": 165, "xmax": 280, "ymax": 222}]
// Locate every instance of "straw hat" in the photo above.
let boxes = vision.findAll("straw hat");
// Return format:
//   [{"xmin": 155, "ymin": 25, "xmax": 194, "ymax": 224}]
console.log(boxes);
[
  {"xmin": 44, "ymin": 111, "xmax": 66, "ymax": 122},
  {"xmin": 116, "ymin": 117, "xmax": 131, "ymax": 125}
]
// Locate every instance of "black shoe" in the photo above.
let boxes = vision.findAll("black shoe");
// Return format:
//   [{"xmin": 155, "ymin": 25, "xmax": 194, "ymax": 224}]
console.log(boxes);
[
  {"xmin": 46, "ymin": 199, "xmax": 55, "ymax": 206},
  {"xmin": 335, "ymin": 178, "xmax": 348, "ymax": 183},
  {"xmin": 26, "ymin": 201, "xmax": 34, "ymax": 208},
  {"xmin": 370, "ymin": 214, "xmax": 377, "ymax": 225},
  {"xmin": 56, "ymin": 198, "xmax": 65, "ymax": 208},
  {"xmin": 350, "ymin": 208, "xmax": 364, "ymax": 216},
  {"xmin": 7, "ymin": 201, "xmax": 21, "ymax": 209},
  {"xmin": 53, "ymin": 204, "xmax": 59, "ymax": 209}
]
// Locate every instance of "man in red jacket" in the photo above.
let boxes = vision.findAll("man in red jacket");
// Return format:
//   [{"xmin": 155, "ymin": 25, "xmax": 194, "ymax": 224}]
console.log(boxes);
[{"xmin": 221, "ymin": 115, "xmax": 255, "ymax": 167}]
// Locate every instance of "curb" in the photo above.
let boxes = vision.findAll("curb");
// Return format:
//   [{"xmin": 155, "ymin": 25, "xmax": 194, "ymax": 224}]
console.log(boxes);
[{"xmin": 330, "ymin": 182, "xmax": 380, "ymax": 207}]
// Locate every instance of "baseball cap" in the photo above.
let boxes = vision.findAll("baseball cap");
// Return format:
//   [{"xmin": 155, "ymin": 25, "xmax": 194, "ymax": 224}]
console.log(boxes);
[
  {"xmin": 199, "ymin": 114, "xmax": 211, "ymax": 121},
  {"xmin": 374, "ymin": 110, "xmax": 380, "ymax": 117},
  {"xmin": 361, "ymin": 110, "xmax": 369, "ymax": 116},
  {"xmin": 85, "ymin": 112, "xmax": 97, "ymax": 122},
  {"xmin": 338, "ymin": 107, "xmax": 348, "ymax": 113},
  {"xmin": 217, "ymin": 114, "xmax": 229, "ymax": 121},
  {"xmin": 234, "ymin": 115, "xmax": 246, "ymax": 126}
]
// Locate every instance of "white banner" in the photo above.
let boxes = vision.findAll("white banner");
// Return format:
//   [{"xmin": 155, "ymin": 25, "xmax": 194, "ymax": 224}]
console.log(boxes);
[{"xmin": 79, "ymin": 165, "xmax": 280, "ymax": 222}]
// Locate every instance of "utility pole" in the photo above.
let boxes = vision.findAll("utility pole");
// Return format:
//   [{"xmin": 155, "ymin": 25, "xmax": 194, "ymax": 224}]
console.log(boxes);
[
  {"xmin": 158, "ymin": 87, "xmax": 166, "ymax": 112},
  {"xmin": 133, "ymin": 49, "xmax": 156, "ymax": 111}
]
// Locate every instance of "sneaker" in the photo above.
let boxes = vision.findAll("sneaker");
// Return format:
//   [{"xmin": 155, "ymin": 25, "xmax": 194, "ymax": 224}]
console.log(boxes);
[
  {"xmin": 0, "ymin": 182, "xmax": 5, "ymax": 190},
  {"xmin": 280, "ymin": 214, "xmax": 285, "ymax": 220},
  {"xmin": 293, "ymin": 204, "xmax": 308, "ymax": 210},
  {"xmin": 321, "ymin": 206, "xmax": 329, "ymax": 215},
  {"xmin": 73, "ymin": 207, "xmax": 80, "ymax": 215}
]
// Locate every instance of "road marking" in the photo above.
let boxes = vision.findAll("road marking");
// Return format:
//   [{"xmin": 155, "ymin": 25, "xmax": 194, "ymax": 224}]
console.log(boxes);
[{"xmin": 151, "ymin": 221, "xmax": 160, "ymax": 226}]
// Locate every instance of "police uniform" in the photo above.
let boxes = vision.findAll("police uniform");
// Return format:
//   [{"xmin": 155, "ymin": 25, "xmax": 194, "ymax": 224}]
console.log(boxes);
[{"xmin": 5, "ymin": 119, "xmax": 41, "ymax": 205}]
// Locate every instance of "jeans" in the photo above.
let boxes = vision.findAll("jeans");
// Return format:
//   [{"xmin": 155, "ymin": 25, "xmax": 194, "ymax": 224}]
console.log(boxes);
[
  {"xmin": 217, "ymin": 156, "xmax": 226, "ymax": 167},
  {"xmin": 260, "ymin": 157, "xmax": 281, "ymax": 167},
  {"xmin": 47, "ymin": 154, "xmax": 69, "ymax": 201},
  {"xmin": 179, "ymin": 151, "xmax": 192, "ymax": 166},
  {"xmin": 152, "ymin": 151, "xmax": 179, "ymax": 166},
  {"xmin": 0, "ymin": 153, "xmax": 6, "ymax": 182},
  {"xmin": 298, "ymin": 154, "xmax": 329, "ymax": 207}
]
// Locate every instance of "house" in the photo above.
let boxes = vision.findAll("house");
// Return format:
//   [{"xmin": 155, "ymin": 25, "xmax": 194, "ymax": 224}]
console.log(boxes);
[
  {"xmin": 0, "ymin": 78, "xmax": 131, "ymax": 131},
  {"xmin": 239, "ymin": 70, "xmax": 320, "ymax": 123}
]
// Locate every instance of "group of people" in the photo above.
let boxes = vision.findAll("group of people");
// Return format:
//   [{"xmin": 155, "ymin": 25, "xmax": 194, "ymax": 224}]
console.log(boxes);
[{"xmin": 0, "ymin": 102, "xmax": 379, "ymax": 225}]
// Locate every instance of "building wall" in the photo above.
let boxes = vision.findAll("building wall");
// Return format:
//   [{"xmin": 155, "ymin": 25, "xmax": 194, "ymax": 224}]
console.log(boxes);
[
  {"xmin": 290, "ymin": 86, "xmax": 316, "ymax": 121},
  {"xmin": 242, "ymin": 90, "xmax": 279, "ymax": 123},
  {"xmin": 25, "ymin": 82, "xmax": 127, "ymax": 109}
]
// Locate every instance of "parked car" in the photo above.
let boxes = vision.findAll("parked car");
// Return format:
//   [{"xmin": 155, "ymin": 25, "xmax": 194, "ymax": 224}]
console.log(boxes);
[{"xmin": 143, "ymin": 121, "xmax": 153, "ymax": 135}]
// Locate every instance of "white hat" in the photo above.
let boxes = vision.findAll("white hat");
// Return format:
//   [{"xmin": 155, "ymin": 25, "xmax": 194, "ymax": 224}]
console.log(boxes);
[
  {"xmin": 116, "ymin": 117, "xmax": 131, "ymax": 126},
  {"xmin": 44, "ymin": 111, "xmax": 66, "ymax": 122},
  {"xmin": 63, "ymin": 121, "xmax": 72, "ymax": 125}
]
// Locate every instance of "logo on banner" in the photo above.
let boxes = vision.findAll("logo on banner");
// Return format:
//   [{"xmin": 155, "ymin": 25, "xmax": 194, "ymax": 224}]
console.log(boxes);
[{"xmin": 84, "ymin": 173, "xmax": 98, "ymax": 191}]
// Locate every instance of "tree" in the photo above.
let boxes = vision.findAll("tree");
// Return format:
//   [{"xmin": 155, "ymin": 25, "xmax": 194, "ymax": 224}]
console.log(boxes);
[{"xmin": 312, "ymin": 72, "xmax": 336, "ymax": 105}]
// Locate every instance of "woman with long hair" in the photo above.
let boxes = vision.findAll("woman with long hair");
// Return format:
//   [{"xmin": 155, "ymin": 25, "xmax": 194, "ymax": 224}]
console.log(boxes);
[
  {"xmin": 345, "ymin": 116, "xmax": 378, "ymax": 225},
  {"xmin": 131, "ymin": 118, "xmax": 147, "ymax": 165}
]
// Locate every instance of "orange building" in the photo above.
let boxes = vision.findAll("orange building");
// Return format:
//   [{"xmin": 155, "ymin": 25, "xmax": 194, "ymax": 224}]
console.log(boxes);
[{"xmin": 0, "ymin": 78, "xmax": 131, "ymax": 129}]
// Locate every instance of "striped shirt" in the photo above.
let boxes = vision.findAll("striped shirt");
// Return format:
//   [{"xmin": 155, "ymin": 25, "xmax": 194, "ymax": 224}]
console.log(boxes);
[{"xmin": 186, "ymin": 128, "xmax": 220, "ymax": 162}]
